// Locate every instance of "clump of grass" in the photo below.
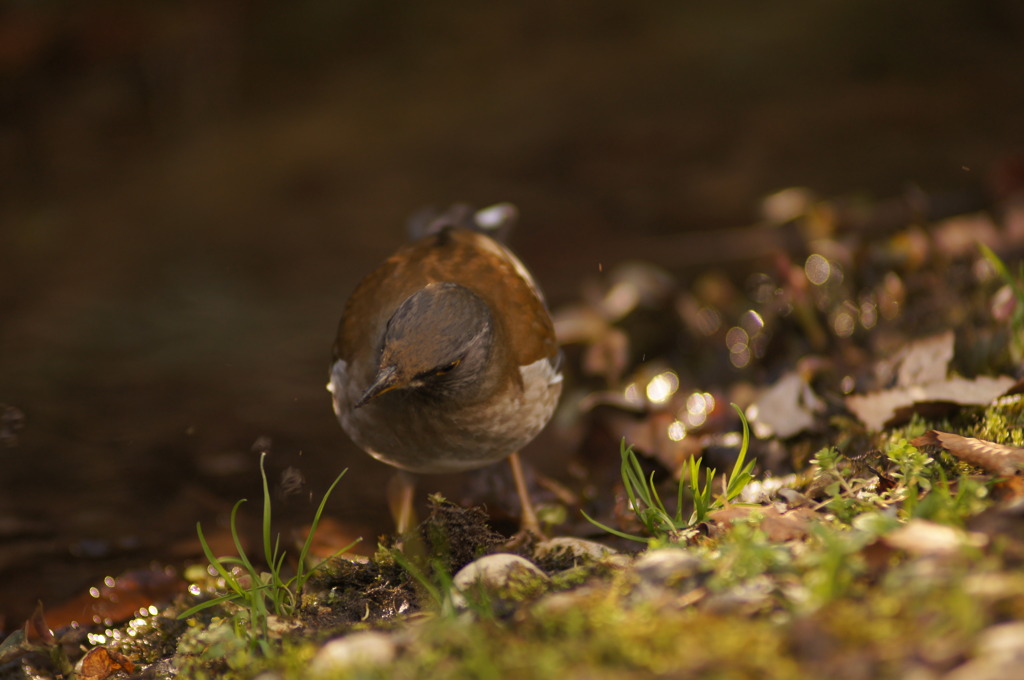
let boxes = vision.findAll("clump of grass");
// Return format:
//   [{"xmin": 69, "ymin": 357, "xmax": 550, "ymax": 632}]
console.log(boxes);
[
  {"xmin": 178, "ymin": 453, "xmax": 356, "ymax": 654},
  {"xmin": 584, "ymin": 403, "xmax": 756, "ymax": 544},
  {"xmin": 813, "ymin": 432, "xmax": 990, "ymax": 527}
]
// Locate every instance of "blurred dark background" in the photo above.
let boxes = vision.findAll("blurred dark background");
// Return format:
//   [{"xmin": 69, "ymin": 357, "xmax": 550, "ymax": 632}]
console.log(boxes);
[{"xmin": 2, "ymin": 0, "xmax": 1024, "ymax": 623}]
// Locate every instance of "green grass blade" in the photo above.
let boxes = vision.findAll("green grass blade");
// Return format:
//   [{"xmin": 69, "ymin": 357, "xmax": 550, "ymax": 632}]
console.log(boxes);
[
  {"xmin": 258, "ymin": 452, "xmax": 287, "ymax": 596},
  {"xmin": 271, "ymin": 546, "xmax": 290, "ymax": 614},
  {"xmin": 228, "ymin": 499, "xmax": 258, "ymax": 579},
  {"xmin": 580, "ymin": 509, "xmax": 648, "ymax": 543},
  {"xmin": 197, "ymin": 520, "xmax": 242, "ymax": 593},
  {"xmin": 688, "ymin": 457, "xmax": 717, "ymax": 524},
  {"xmin": 177, "ymin": 521, "xmax": 244, "ymax": 621},
  {"xmin": 979, "ymin": 242, "xmax": 1024, "ymax": 300},
  {"xmin": 645, "ymin": 472, "xmax": 676, "ymax": 531},
  {"xmin": 675, "ymin": 463, "xmax": 686, "ymax": 524},
  {"xmin": 724, "ymin": 404, "xmax": 755, "ymax": 502},
  {"xmin": 620, "ymin": 441, "xmax": 643, "ymax": 511},
  {"xmin": 295, "ymin": 468, "xmax": 348, "ymax": 584},
  {"xmin": 177, "ymin": 591, "xmax": 243, "ymax": 619},
  {"xmin": 646, "ymin": 471, "xmax": 662, "ymax": 513},
  {"xmin": 391, "ymin": 548, "xmax": 443, "ymax": 606},
  {"xmin": 216, "ymin": 557, "xmax": 246, "ymax": 567}
]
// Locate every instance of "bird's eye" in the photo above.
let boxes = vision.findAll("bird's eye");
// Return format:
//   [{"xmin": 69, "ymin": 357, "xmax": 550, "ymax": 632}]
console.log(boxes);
[{"xmin": 435, "ymin": 359, "xmax": 460, "ymax": 375}]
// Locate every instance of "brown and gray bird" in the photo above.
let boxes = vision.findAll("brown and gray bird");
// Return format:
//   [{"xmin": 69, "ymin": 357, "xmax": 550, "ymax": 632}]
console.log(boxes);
[{"xmin": 328, "ymin": 204, "xmax": 562, "ymax": 535}]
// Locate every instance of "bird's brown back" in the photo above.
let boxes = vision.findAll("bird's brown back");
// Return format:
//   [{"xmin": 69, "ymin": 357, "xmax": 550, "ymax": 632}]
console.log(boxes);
[{"xmin": 334, "ymin": 227, "xmax": 557, "ymax": 375}]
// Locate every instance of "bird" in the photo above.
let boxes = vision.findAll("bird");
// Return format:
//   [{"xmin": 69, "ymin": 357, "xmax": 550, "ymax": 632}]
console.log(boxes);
[{"xmin": 328, "ymin": 203, "xmax": 562, "ymax": 536}]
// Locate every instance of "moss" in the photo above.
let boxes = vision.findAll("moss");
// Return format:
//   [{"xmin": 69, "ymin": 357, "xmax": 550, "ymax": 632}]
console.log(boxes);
[
  {"xmin": 546, "ymin": 563, "xmax": 602, "ymax": 591},
  {"xmin": 420, "ymin": 495, "xmax": 507, "ymax": 574},
  {"xmin": 374, "ymin": 595, "xmax": 802, "ymax": 680},
  {"xmin": 173, "ymin": 626, "xmax": 318, "ymax": 680},
  {"xmin": 973, "ymin": 395, "xmax": 1024, "ymax": 446}
]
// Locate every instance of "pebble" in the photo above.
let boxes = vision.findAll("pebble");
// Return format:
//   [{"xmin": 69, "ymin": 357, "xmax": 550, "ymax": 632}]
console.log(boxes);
[
  {"xmin": 451, "ymin": 553, "xmax": 549, "ymax": 610},
  {"xmin": 628, "ymin": 548, "xmax": 705, "ymax": 609},
  {"xmin": 534, "ymin": 537, "xmax": 618, "ymax": 562},
  {"xmin": 308, "ymin": 631, "xmax": 397, "ymax": 676},
  {"xmin": 632, "ymin": 548, "xmax": 702, "ymax": 587}
]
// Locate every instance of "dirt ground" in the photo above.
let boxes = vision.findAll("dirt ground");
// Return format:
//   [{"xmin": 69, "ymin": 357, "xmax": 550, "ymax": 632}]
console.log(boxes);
[{"xmin": 2, "ymin": 0, "xmax": 1023, "ymax": 624}]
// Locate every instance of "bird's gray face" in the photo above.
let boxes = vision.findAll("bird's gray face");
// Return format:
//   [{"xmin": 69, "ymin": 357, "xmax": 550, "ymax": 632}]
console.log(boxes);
[{"xmin": 356, "ymin": 282, "xmax": 493, "ymax": 407}]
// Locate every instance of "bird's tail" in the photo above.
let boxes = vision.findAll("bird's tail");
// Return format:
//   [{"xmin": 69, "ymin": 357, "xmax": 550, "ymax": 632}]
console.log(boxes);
[{"xmin": 406, "ymin": 202, "xmax": 519, "ymax": 244}]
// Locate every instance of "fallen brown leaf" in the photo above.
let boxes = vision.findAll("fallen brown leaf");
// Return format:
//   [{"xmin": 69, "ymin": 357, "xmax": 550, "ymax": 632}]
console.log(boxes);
[
  {"xmin": 847, "ymin": 376, "xmax": 1015, "ymax": 431},
  {"xmin": 911, "ymin": 430, "xmax": 1024, "ymax": 478},
  {"xmin": 894, "ymin": 331, "xmax": 954, "ymax": 386},
  {"xmin": 845, "ymin": 331, "xmax": 1015, "ymax": 430},
  {"xmin": 708, "ymin": 505, "xmax": 819, "ymax": 541},
  {"xmin": 749, "ymin": 370, "xmax": 825, "ymax": 438},
  {"xmin": 77, "ymin": 646, "xmax": 135, "ymax": 680},
  {"xmin": 24, "ymin": 601, "xmax": 54, "ymax": 646}
]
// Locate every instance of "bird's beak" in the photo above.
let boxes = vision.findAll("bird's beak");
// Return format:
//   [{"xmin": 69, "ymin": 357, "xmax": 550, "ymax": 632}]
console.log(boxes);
[{"xmin": 355, "ymin": 365, "xmax": 400, "ymax": 408}]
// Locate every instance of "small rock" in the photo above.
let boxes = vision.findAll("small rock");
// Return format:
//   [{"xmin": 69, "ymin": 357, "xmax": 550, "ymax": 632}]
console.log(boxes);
[
  {"xmin": 534, "ymin": 537, "xmax": 618, "ymax": 562},
  {"xmin": 308, "ymin": 631, "xmax": 397, "ymax": 676},
  {"xmin": 632, "ymin": 548, "xmax": 702, "ymax": 587},
  {"xmin": 451, "ymin": 553, "xmax": 549, "ymax": 610},
  {"xmin": 701, "ymin": 577, "xmax": 774, "ymax": 615},
  {"xmin": 628, "ymin": 548, "xmax": 706, "ymax": 609},
  {"xmin": 603, "ymin": 553, "xmax": 635, "ymax": 569}
]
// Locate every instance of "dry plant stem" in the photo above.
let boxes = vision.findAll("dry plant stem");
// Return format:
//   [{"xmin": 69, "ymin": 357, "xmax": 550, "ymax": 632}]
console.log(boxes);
[
  {"xmin": 508, "ymin": 451, "xmax": 544, "ymax": 537},
  {"xmin": 388, "ymin": 470, "xmax": 418, "ymax": 534}
]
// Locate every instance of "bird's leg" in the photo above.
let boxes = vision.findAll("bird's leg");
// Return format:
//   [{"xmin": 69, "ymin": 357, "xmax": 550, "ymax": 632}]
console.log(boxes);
[
  {"xmin": 387, "ymin": 470, "xmax": 418, "ymax": 535},
  {"xmin": 507, "ymin": 451, "xmax": 545, "ymax": 539}
]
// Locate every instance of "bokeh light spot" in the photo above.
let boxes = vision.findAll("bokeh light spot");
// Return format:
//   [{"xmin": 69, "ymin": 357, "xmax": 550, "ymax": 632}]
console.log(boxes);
[
  {"xmin": 805, "ymin": 253, "xmax": 831, "ymax": 285},
  {"xmin": 646, "ymin": 371, "xmax": 679, "ymax": 404}
]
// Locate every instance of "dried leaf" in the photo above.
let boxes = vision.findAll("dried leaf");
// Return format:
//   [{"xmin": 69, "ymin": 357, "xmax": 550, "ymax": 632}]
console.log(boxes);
[
  {"xmin": 847, "ymin": 376, "xmax": 1015, "ymax": 431},
  {"xmin": 24, "ymin": 601, "xmax": 54, "ymax": 645},
  {"xmin": 882, "ymin": 518, "xmax": 987, "ymax": 557},
  {"xmin": 77, "ymin": 646, "xmax": 135, "ymax": 680},
  {"xmin": 847, "ymin": 331, "xmax": 1015, "ymax": 430},
  {"xmin": 0, "ymin": 602, "xmax": 55, "ymax": 665},
  {"xmin": 895, "ymin": 331, "xmax": 954, "ymax": 386},
  {"xmin": 911, "ymin": 430, "xmax": 1024, "ymax": 477},
  {"xmin": 749, "ymin": 371, "xmax": 824, "ymax": 438},
  {"xmin": 708, "ymin": 505, "xmax": 818, "ymax": 542}
]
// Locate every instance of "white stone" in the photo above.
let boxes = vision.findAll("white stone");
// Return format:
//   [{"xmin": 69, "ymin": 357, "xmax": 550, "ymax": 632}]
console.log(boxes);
[
  {"xmin": 308, "ymin": 631, "xmax": 397, "ymax": 676},
  {"xmin": 451, "ymin": 553, "xmax": 549, "ymax": 609},
  {"xmin": 632, "ymin": 548, "xmax": 702, "ymax": 586},
  {"xmin": 534, "ymin": 537, "xmax": 618, "ymax": 562}
]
